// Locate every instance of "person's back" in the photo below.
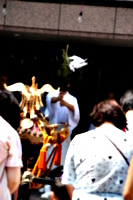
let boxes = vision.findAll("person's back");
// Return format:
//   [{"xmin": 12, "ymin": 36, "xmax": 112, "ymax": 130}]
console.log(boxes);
[
  {"xmin": 0, "ymin": 128, "xmax": 11, "ymax": 200},
  {"xmin": 63, "ymin": 125, "xmax": 133, "ymax": 200},
  {"xmin": 61, "ymin": 100, "xmax": 132, "ymax": 200},
  {"xmin": 0, "ymin": 73, "xmax": 22, "ymax": 199},
  {"xmin": 0, "ymin": 116, "xmax": 23, "ymax": 200}
]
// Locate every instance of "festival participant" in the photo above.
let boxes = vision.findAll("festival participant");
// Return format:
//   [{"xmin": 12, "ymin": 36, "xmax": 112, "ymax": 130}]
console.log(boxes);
[
  {"xmin": 51, "ymin": 100, "xmax": 133, "ymax": 200},
  {"xmin": 0, "ymin": 79, "xmax": 23, "ymax": 199},
  {"xmin": 0, "ymin": 71, "xmax": 22, "ymax": 200},
  {"xmin": 46, "ymin": 80, "xmax": 80, "ymax": 166},
  {"xmin": 41, "ymin": 49, "xmax": 86, "ymax": 199},
  {"xmin": 120, "ymin": 90, "xmax": 133, "ymax": 200},
  {"xmin": 40, "ymin": 79, "xmax": 80, "ymax": 199},
  {"xmin": 120, "ymin": 90, "xmax": 133, "ymax": 132},
  {"xmin": 87, "ymin": 92, "xmax": 116, "ymax": 132},
  {"xmin": 0, "ymin": 117, "xmax": 23, "ymax": 200}
]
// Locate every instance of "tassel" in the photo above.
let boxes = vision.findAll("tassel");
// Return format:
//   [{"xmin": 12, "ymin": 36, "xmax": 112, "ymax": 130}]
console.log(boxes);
[
  {"xmin": 53, "ymin": 134, "xmax": 66, "ymax": 166},
  {"xmin": 53, "ymin": 144, "xmax": 62, "ymax": 166},
  {"xmin": 59, "ymin": 134, "xmax": 66, "ymax": 143},
  {"xmin": 43, "ymin": 133, "xmax": 49, "ymax": 144},
  {"xmin": 38, "ymin": 145, "xmax": 47, "ymax": 171}
]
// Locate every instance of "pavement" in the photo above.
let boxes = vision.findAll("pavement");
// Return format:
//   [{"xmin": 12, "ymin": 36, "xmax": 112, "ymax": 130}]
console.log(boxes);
[
  {"xmin": 30, "ymin": 190, "xmax": 48, "ymax": 200},
  {"xmin": 17, "ymin": 189, "xmax": 50, "ymax": 200},
  {"xmin": 30, "ymin": 190, "xmax": 43, "ymax": 200},
  {"xmin": 29, "ymin": 187, "xmax": 51, "ymax": 200},
  {"xmin": 17, "ymin": 184, "xmax": 50, "ymax": 200}
]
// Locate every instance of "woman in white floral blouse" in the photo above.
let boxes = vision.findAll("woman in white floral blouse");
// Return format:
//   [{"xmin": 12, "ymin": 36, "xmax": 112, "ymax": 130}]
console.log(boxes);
[{"xmin": 51, "ymin": 100, "xmax": 133, "ymax": 200}]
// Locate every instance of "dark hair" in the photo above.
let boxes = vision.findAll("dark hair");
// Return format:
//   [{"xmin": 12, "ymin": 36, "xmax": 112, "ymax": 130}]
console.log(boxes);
[
  {"xmin": 59, "ymin": 79, "xmax": 69, "ymax": 92},
  {"xmin": 90, "ymin": 100, "xmax": 126, "ymax": 129},
  {"xmin": 0, "ymin": 69, "xmax": 8, "ymax": 77},
  {"xmin": 0, "ymin": 68, "xmax": 9, "ymax": 78},
  {"xmin": 120, "ymin": 90, "xmax": 133, "ymax": 112},
  {"xmin": 0, "ymin": 91, "xmax": 20, "ymax": 130}
]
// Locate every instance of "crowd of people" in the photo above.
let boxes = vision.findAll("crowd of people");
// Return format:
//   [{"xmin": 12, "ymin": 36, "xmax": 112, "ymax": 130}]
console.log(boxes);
[{"xmin": 1, "ymin": 70, "xmax": 133, "ymax": 200}]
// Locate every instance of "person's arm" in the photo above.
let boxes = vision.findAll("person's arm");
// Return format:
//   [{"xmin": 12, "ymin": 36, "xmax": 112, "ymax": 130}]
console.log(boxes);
[
  {"xmin": 123, "ymin": 156, "xmax": 133, "ymax": 200},
  {"xmin": 5, "ymin": 125, "xmax": 23, "ymax": 196},
  {"xmin": 6, "ymin": 167, "xmax": 21, "ymax": 194},
  {"xmin": 51, "ymin": 96, "xmax": 60, "ymax": 103},
  {"xmin": 51, "ymin": 92, "xmax": 64, "ymax": 104},
  {"xmin": 60, "ymin": 100, "xmax": 74, "ymax": 112}
]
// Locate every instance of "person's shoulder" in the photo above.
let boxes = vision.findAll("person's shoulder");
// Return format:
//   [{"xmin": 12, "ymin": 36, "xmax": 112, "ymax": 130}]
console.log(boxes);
[
  {"xmin": 47, "ymin": 90, "xmax": 59, "ymax": 97},
  {"xmin": 67, "ymin": 92, "xmax": 77, "ymax": 101},
  {"xmin": 124, "ymin": 130, "xmax": 133, "ymax": 141},
  {"xmin": 72, "ymin": 130, "xmax": 96, "ymax": 144},
  {"xmin": 104, "ymin": 126, "xmax": 133, "ymax": 147},
  {"xmin": 0, "ymin": 116, "xmax": 18, "ymax": 138},
  {"xmin": 0, "ymin": 117, "xmax": 22, "ymax": 156},
  {"xmin": 113, "ymin": 126, "xmax": 130, "ymax": 137},
  {"xmin": 0, "ymin": 116, "xmax": 9, "ymax": 126}
]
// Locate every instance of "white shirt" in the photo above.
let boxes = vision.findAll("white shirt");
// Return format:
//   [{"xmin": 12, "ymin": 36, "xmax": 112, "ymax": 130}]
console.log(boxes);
[
  {"xmin": 46, "ymin": 90, "xmax": 80, "ymax": 166},
  {"xmin": 46, "ymin": 90, "xmax": 80, "ymax": 134},
  {"xmin": 62, "ymin": 123, "xmax": 133, "ymax": 200}
]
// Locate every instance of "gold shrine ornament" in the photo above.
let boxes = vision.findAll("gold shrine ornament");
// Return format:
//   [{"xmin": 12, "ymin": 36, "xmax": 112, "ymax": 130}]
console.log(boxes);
[{"xmin": 4, "ymin": 76, "xmax": 59, "ymax": 119}]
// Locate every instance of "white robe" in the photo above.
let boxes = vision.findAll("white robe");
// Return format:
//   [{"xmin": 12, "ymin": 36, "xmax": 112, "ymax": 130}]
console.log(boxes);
[{"xmin": 46, "ymin": 90, "xmax": 80, "ymax": 166}]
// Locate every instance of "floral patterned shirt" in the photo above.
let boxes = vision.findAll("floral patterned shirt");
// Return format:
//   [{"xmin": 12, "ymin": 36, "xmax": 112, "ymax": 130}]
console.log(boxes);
[{"xmin": 62, "ymin": 124, "xmax": 133, "ymax": 200}]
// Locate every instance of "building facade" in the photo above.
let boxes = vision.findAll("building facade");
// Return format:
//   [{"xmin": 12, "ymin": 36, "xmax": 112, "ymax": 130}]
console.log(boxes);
[{"xmin": 1, "ymin": 0, "xmax": 133, "ymax": 46}]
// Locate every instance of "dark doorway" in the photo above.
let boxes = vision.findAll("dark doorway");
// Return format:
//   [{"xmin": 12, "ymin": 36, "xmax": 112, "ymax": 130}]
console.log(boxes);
[{"xmin": 0, "ymin": 37, "xmax": 132, "ymax": 133}]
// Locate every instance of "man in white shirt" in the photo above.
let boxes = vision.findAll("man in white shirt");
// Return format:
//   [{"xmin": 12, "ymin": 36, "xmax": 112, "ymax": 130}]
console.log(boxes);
[
  {"xmin": 40, "ymin": 81, "xmax": 80, "ymax": 199},
  {"xmin": 46, "ymin": 81, "xmax": 80, "ymax": 166}
]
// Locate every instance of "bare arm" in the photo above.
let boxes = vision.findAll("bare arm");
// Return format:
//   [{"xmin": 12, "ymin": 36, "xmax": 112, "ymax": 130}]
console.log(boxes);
[
  {"xmin": 123, "ymin": 157, "xmax": 133, "ymax": 200},
  {"xmin": 51, "ymin": 96, "xmax": 59, "ymax": 103},
  {"xmin": 65, "ymin": 185, "xmax": 74, "ymax": 200},
  {"xmin": 60, "ymin": 100, "xmax": 74, "ymax": 112},
  {"xmin": 51, "ymin": 92, "xmax": 74, "ymax": 112},
  {"xmin": 6, "ymin": 167, "xmax": 21, "ymax": 194}
]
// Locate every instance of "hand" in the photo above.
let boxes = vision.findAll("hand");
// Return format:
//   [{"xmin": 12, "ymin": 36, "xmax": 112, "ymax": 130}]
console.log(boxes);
[
  {"xmin": 51, "ymin": 93, "xmax": 64, "ymax": 103},
  {"xmin": 58, "ymin": 92, "xmax": 65, "ymax": 100},
  {"xmin": 60, "ymin": 99, "xmax": 67, "ymax": 107},
  {"xmin": 60, "ymin": 100, "xmax": 74, "ymax": 112}
]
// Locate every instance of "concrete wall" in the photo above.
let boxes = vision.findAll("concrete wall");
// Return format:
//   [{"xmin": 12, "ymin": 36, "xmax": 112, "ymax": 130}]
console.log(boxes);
[{"xmin": 0, "ymin": 1, "xmax": 133, "ymax": 40}]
